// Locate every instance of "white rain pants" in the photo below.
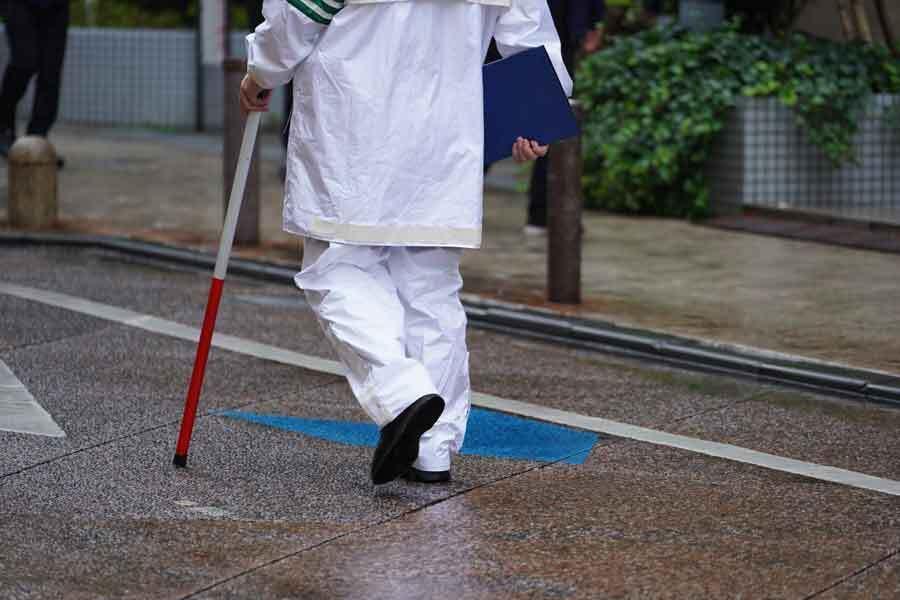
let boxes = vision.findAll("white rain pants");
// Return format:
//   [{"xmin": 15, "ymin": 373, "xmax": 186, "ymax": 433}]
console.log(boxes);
[{"xmin": 296, "ymin": 238, "xmax": 470, "ymax": 472}]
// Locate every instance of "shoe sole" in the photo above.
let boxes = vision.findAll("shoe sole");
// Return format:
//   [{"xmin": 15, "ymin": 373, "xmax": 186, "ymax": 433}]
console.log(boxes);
[
  {"xmin": 404, "ymin": 469, "xmax": 452, "ymax": 484},
  {"xmin": 371, "ymin": 396, "xmax": 444, "ymax": 485}
]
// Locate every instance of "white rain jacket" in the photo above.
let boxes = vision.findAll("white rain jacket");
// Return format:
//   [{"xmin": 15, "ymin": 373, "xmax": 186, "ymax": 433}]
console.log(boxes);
[{"xmin": 247, "ymin": 0, "xmax": 572, "ymax": 248}]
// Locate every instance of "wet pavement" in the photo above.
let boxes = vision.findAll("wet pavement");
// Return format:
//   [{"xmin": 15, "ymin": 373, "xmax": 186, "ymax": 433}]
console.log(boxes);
[
  {"xmin": 1, "ymin": 124, "xmax": 899, "ymax": 374},
  {"xmin": 1, "ymin": 246, "xmax": 899, "ymax": 598}
]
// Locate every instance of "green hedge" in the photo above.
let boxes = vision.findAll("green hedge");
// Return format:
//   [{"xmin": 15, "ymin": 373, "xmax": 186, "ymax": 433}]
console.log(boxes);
[
  {"xmin": 575, "ymin": 25, "xmax": 900, "ymax": 218},
  {"xmin": 67, "ymin": 1, "xmax": 256, "ymax": 29},
  {"xmin": 68, "ymin": 0, "xmax": 195, "ymax": 28}
]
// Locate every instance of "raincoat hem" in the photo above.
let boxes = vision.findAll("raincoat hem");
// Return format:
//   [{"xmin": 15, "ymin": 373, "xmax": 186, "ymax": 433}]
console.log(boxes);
[{"xmin": 283, "ymin": 219, "xmax": 482, "ymax": 249}]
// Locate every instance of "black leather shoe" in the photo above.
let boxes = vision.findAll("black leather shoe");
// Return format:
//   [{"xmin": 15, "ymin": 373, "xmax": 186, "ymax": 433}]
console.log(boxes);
[
  {"xmin": 371, "ymin": 394, "xmax": 444, "ymax": 485},
  {"xmin": 405, "ymin": 467, "xmax": 451, "ymax": 484},
  {"xmin": 0, "ymin": 129, "xmax": 14, "ymax": 158}
]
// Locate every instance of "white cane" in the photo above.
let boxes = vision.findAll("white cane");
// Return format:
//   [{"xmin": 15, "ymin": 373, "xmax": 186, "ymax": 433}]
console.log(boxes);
[{"xmin": 173, "ymin": 110, "xmax": 262, "ymax": 467}]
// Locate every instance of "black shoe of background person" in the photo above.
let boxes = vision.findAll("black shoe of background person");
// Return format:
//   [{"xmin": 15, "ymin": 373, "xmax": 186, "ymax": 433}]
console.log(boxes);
[
  {"xmin": 37, "ymin": 136, "xmax": 65, "ymax": 169},
  {"xmin": 371, "ymin": 394, "xmax": 445, "ymax": 485},
  {"xmin": 0, "ymin": 129, "xmax": 14, "ymax": 158},
  {"xmin": 24, "ymin": 134, "xmax": 66, "ymax": 169},
  {"xmin": 404, "ymin": 467, "xmax": 451, "ymax": 484}
]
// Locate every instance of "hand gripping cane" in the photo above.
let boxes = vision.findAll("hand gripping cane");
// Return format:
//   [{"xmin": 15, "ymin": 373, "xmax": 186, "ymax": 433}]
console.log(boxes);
[{"xmin": 173, "ymin": 110, "xmax": 262, "ymax": 468}]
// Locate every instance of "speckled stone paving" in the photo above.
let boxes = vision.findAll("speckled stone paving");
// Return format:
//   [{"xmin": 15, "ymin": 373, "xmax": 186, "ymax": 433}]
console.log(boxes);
[{"xmin": 1, "ymin": 247, "xmax": 898, "ymax": 599}]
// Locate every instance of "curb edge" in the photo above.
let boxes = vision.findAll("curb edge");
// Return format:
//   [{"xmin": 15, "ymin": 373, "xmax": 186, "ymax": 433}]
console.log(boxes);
[{"xmin": 4, "ymin": 230, "xmax": 899, "ymax": 408}]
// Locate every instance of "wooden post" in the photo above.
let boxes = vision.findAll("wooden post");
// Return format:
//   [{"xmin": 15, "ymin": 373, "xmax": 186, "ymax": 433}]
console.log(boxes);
[
  {"xmin": 223, "ymin": 58, "xmax": 260, "ymax": 246},
  {"xmin": 8, "ymin": 136, "xmax": 58, "ymax": 229},
  {"xmin": 837, "ymin": 0, "xmax": 859, "ymax": 40},
  {"xmin": 851, "ymin": 0, "xmax": 874, "ymax": 42},
  {"xmin": 547, "ymin": 102, "xmax": 583, "ymax": 305},
  {"xmin": 873, "ymin": 0, "xmax": 899, "ymax": 56}
]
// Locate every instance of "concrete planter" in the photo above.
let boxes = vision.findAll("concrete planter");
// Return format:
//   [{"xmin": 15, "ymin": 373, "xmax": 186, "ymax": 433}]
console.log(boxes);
[{"xmin": 707, "ymin": 95, "xmax": 900, "ymax": 224}]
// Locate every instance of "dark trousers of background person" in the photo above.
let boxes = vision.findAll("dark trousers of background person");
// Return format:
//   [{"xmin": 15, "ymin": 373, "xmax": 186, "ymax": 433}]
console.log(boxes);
[
  {"xmin": 0, "ymin": 0, "xmax": 69, "ymax": 137},
  {"xmin": 528, "ymin": 154, "xmax": 551, "ymax": 227},
  {"xmin": 526, "ymin": 0, "xmax": 579, "ymax": 229}
]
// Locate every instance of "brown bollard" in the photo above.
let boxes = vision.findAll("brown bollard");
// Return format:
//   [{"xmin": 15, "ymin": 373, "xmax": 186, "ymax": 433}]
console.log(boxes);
[
  {"xmin": 8, "ymin": 136, "xmax": 58, "ymax": 229},
  {"xmin": 223, "ymin": 58, "xmax": 260, "ymax": 246},
  {"xmin": 547, "ymin": 102, "xmax": 583, "ymax": 304}
]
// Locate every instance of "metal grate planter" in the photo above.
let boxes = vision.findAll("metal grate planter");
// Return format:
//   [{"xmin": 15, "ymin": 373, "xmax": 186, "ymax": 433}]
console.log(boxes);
[
  {"xmin": 0, "ymin": 27, "xmax": 286, "ymax": 129},
  {"xmin": 707, "ymin": 96, "xmax": 900, "ymax": 225}
]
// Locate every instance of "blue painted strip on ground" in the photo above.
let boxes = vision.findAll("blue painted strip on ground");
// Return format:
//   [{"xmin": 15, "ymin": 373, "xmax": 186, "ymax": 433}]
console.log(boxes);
[{"xmin": 220, "ymin": 407, "xmax": 598, "ymax": 464}]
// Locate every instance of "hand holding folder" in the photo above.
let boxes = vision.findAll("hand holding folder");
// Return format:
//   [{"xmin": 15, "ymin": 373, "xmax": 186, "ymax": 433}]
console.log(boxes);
[{"xmin": 483, "ymin": 46, "xmax": 580, "ymax": 165}]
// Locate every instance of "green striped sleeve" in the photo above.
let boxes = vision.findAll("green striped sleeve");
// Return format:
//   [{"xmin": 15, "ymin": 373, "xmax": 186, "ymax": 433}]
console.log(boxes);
[{"xmin": 286, "ymin": 0, "xmax": 345, "ymax": 25}]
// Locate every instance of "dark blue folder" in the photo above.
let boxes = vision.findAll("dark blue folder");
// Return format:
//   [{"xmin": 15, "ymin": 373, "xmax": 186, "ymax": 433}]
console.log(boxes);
[{"xmin": 483, "ymin": 46, "xmax": 579, "ymax": 165}]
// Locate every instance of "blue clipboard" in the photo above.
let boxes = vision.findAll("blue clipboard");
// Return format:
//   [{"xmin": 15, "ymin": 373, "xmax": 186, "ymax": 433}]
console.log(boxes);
[{"xmin": 483, "ymin": 46, "xmax": 579, "ymax": 165}]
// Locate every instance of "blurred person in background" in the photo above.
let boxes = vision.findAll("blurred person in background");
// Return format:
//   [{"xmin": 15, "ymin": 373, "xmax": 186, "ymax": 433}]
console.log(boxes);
[
  {"xmin": 248, "ymin": 0, "xmax": 264, "ymax": 25},
  {"xmin": 588, "ymin": 0, "xmax": 662, "ymax": 48},
  {"xmin": 525, "ymin": 0, "xmax": 661, "ymax": 235},
  {"xmin": 525, "ymin": 0, "xmax": 605, "ymax": 235},
  {"xmin": 0, "ymin": 0, "xmax": 70, "ymax": 165}
]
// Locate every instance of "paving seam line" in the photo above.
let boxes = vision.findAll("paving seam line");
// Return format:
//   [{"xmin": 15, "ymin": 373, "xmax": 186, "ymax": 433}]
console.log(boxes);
[
  {"xmin": 802, "ymin": 546, "xmax": 900, "ymax": 600},
  {"xmin": 2, "ymin": 281, "xmax": 899, "ymax": 498},
  {"xmin": 0, "ymin": 376, "xmax": 343, "ymax": 481},
  {"xmin": 664, "ymin": 390, "xmax": 771, "ymax": 426},
  {"xmin": 3, "ymin": 231, "xmax": 898, "ymax": 408}
]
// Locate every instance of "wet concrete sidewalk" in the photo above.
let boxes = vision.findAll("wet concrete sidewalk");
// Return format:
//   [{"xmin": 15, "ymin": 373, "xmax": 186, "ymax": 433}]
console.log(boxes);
[
  {"xmin": 1, "ymin": 123, "xmax": 899, "ymax": 375},
  {"xmin": 2, "ymin": 245, "xmax": 899, "ymax": 598}
]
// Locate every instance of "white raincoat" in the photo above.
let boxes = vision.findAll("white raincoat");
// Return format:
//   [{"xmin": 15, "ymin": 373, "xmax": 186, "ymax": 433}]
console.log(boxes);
[
  {"xmin": 247, "ymin": 0, "xmax": 571, "ymax": 476},
  {"xmin": 247, "ymin": 0, "xmax": 573, "ymax": 248}
]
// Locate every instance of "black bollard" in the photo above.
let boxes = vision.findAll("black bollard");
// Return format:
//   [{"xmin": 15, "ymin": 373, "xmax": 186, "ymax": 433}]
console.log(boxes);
[{"xmin": 547, "ymin": 102, "xmax": 583, "ymax": 305}]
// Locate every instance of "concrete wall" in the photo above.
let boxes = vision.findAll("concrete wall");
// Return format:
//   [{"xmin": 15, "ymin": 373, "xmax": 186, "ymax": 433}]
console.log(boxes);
[{"xmin": 794, "ymin": 0, "xmax": 900, "ymax": 44}]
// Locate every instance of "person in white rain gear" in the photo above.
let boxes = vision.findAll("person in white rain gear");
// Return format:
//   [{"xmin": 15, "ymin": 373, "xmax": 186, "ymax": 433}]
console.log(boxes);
[{"xmin": 242, "ymin": 0, "xmax": 572, "ymax": 485}]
